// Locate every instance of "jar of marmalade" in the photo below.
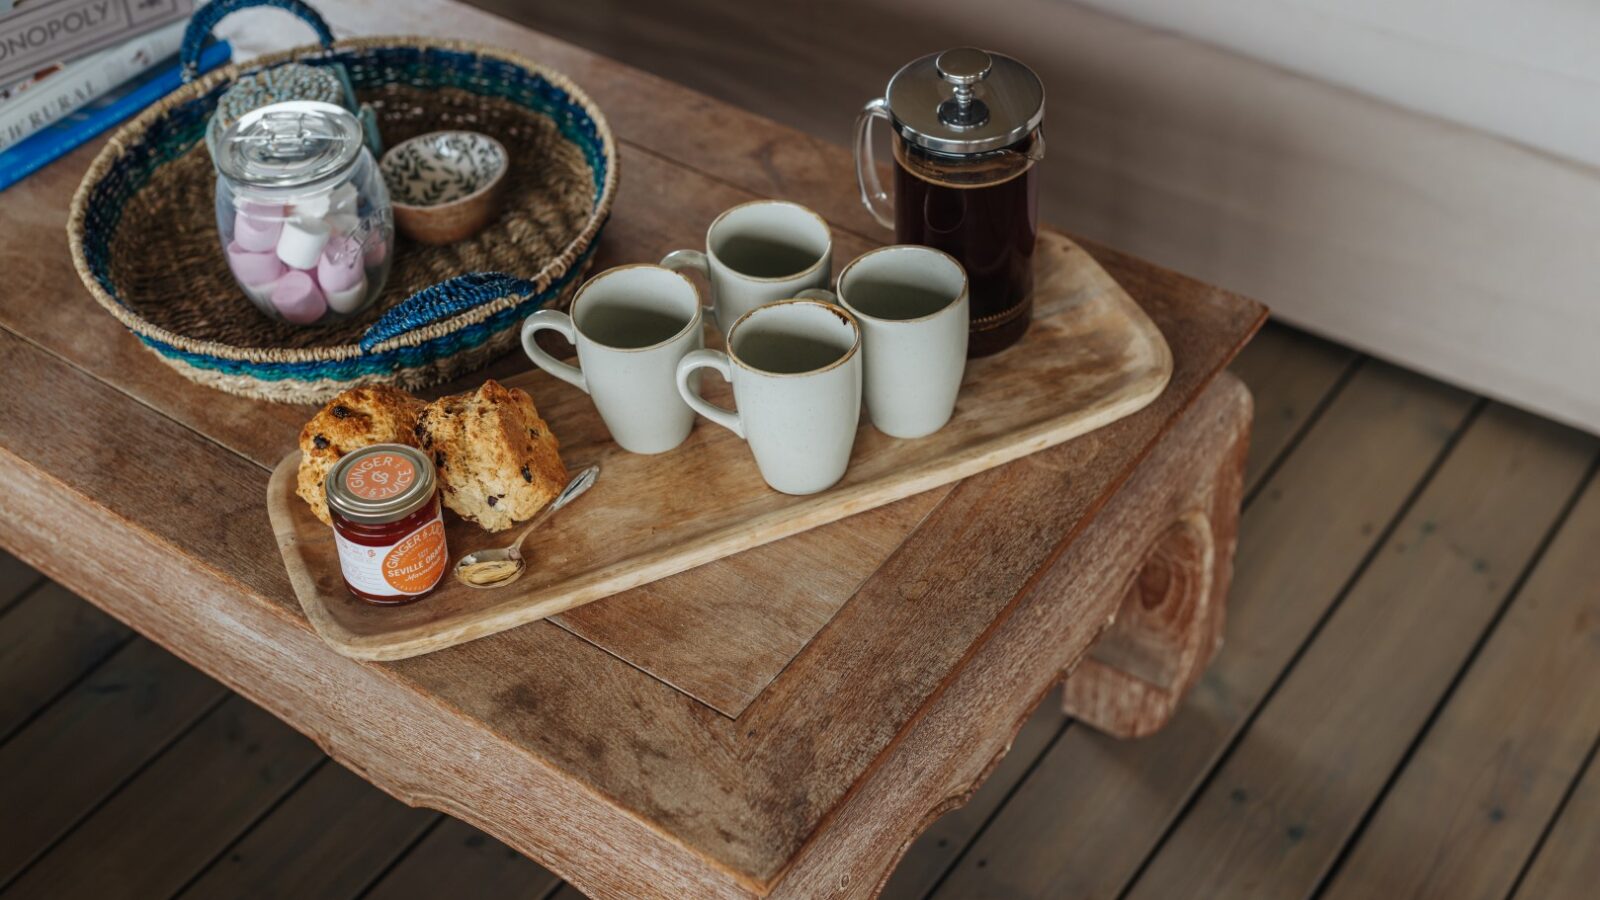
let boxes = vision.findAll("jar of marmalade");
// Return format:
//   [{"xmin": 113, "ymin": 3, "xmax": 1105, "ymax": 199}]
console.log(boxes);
[{"xmin": 325, "ymin": 444, "xmax": 448, "ymax": 605}]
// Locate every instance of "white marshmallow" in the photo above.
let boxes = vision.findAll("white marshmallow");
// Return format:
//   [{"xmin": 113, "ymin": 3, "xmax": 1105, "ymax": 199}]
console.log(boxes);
[
  {"xmin": 295, "ymin": 182, "xmax": 358, "ymax": 221},
  {"xmin": 292, "ymin": 189, "xmax": 333, "ymax": 220},
  {"xmin": 325, "ymin": 275, "xmax": 370, "ymax": 314},
  {"xmin": 275, "ymin": 217, "xmax": 331, "ymax": 270}
]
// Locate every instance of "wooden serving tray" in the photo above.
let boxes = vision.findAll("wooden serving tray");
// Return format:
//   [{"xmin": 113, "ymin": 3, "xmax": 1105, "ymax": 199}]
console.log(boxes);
[{"xmin": 267, "ymin": 231, "xmax": 1173, "ymax": 660}]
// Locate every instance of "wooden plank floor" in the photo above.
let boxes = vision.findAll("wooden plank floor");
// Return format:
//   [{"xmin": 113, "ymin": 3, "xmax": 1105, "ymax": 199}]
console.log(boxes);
[{"xmin": 2, "ymin": 321, "xmax": 1596, "ymax": 899}]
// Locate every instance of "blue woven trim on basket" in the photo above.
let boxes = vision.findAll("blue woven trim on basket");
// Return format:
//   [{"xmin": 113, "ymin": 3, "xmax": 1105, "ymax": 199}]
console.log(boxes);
[
  {"xmin": 360, "ymin": 272, "xmax": 537, "ymax": 352},
  {"xmin": 137, "ymin": 237, "xmax": 599, "ymax": 381},
  {"xmin": 79, "ymin": 42, "xmax": 612, "ymax": 385}
]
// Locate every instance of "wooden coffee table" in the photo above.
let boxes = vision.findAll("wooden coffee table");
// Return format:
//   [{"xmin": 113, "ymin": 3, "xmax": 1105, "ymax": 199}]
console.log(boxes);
[{"xmin": 0, "ymin": 1, "xmax": 1264, "ymax": 897}]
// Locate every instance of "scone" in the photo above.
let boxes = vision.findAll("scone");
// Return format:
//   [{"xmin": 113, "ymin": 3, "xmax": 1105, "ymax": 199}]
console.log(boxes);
[
  {"xmin": 296, "ymin": 385, "xmax": 426, "ymax": 524},
  {"xmin": 416, "ymin": 379, "xmax": 567, "ymax": 532}
]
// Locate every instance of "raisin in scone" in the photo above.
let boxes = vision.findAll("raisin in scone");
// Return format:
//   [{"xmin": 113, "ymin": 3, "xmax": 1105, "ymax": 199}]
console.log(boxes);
[
  {"xmin": 296, "ymin": 385, "xmax": 426, "ymax": 525},
  {"xmin": 416, "ymin": 379, "xmax": 566, "ymax": 532}
]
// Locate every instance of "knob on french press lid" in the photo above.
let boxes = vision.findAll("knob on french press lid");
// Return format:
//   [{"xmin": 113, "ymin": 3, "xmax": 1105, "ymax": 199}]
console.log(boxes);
[
  {"xmin": 935, "ymin": 48, "xmax": 992, "ymax": 129},
  {"xmin": 884, "ymin": 47, "xmax": 1043, "ymax": 154}
]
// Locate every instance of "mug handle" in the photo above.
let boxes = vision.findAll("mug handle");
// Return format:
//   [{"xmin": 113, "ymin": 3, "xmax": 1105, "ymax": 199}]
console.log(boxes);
[
  {"xmin": 521, "ymin": 309, "xmax": 588, "ymax": 394},
  {"xmin": 676, "ymin": 349, "xmax": 744, "ymax": 439},
  {"xmin": 854, "ymin": 97, "xmax": 895, "ymax": 229},
  {"xmin": 794, "ymin": 288, "xmax": 837, "ymax": 304},
  {"xmin": 660, "ymin": 250, "xmax": 716, "ymax": 319}
]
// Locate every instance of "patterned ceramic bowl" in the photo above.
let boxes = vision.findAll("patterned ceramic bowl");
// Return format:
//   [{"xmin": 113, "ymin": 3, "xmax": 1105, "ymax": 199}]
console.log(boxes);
[{"xmin": 380, "ymin": 130, "xmax": 510, "ymax": 245}]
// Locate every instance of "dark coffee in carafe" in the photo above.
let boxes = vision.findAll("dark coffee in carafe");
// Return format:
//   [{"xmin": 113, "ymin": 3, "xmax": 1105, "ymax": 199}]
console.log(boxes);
[
  {"xmin": 893, "ymin": 136, "xmax": 1038, "ymax": 356},
  {"xmin": 855, "ymin": 48, "xmax": 1045, "ymax": 357}
]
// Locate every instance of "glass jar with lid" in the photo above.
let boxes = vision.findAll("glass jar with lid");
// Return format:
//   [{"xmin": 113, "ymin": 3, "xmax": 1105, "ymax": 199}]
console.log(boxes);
[
  {"xmin": 325, "ymin": 444, "xmax": 448, "ymax": 605},
  {"xmin": 209, "ymin": 100, "xmax": 394, "ymax": 326},
  {"xmin": 855, "ymin": 48, "xmax": 1045, "ymax": 356}
]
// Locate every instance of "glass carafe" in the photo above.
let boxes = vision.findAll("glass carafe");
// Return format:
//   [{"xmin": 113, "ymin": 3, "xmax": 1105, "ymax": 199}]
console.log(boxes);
[{"xmin": 855, "ymin": 48, "xmax": 1045, "ymax": 356}]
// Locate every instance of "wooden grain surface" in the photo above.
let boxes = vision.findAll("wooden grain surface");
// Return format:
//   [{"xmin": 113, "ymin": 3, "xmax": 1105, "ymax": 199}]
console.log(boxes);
[
  {"xmin": 4, "ymin": 697, "xmax": 321, "ymax": 900},
  {"xmin": 0, "ymin": 640, "xmax": 225, "ymax": 887},
  {"xmin": 933, "ymin": 360, "xmax": 1477, "ymax": 899},
  {"xmin": 272, "ymin": 230, "xmax": 1172, "ymax": 662},
  {"xmin": 0, "ymin": 552, "xmax": 43, "ymax": 614},
  {"xmin": 0, "ymin": 581, "xmax": 130, "ymax": 742},
  {"xmin": 878, "ymin": 698, "xmax": 1067, "ymax": 900},
  {"xmin": 0, "ymin": 0, "xmax": 1266, "ymax": 895},
  {"xmin": 363, "ymin": 817, "xmax": 561, "ymax": 900},
  {"xmin": 6, "ymin": 314, "xmax": 1594, "ymax": 897},
  {"xmin": 0, "ymin": 307, "xmax": 1251, "ymax": 897},
  {"xmin": 758, "ymin": 373, "xmax": 1253, "ymax": 899},
  {"xmin": 178, "ymin": 761, "xmax": 435, "ymax": 900},
  {"xmin": 878, "ymin": 322, "xmax": 1345, "ymax": 899},
  {"xmin": 1123, "ymin": 403, "xmax": 1597, "ymax": 899},
  {"xmin": 1225, "ymin": 326, "xmax": 1358, "ymax": 493},
  {"xmin": 1320, "ymin": 471, "xmax": 1600, "ymax": 900},
  {"xmin": 1513, "ymin": 746, "xmax": 1600, "ymax": 899},
  {"xmin": 550, "ymin": 489, "xmax": 939, "ymax": 717}
]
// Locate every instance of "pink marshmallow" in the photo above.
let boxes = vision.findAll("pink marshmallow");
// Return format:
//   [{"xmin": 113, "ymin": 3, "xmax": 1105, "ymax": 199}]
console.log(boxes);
[
  {"xmin": 325, "ymin": 275, "xmax": 369, "ymax": 314},
  {"xmin": 240, "ymin": 200, "xmax": 284, "ymax": 217},
  {"xmin": 226, "ymin": 240, "xmax": 286, "ymax": 288},
  {"xmin": 270, "ymin": 270, "xmax": 329, "ymax": 324},
  {"xmin": 233, "ymin": 203, "xmax": 284, "ymax": 253},
  {"xmin": 318, "ymin": 236, "xmax": 365, "ymax": 293},
  {"xmin": 243, "ymin": 283, "xmax": 277, "ymax": 306}
]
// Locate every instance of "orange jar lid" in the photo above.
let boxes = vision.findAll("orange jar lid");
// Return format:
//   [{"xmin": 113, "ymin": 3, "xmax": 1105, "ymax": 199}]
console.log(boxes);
[{"xmin": 325, "ymin": 444, "xmax": 437, "ymax": 525}]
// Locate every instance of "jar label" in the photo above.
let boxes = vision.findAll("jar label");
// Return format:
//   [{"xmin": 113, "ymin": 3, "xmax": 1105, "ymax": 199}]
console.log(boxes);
[
  {"xmin": 343, "ymin": 451, "xmax": 417, "ymax": 501},
  {"xmin": 334, "ymin": 506, "xmax": 447, "ymax": 597}
]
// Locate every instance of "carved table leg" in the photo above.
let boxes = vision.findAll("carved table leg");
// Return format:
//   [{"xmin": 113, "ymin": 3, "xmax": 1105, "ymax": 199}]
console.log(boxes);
[
  {"xmin": 1062, "ymin": 380, "xmax": 1248, "ymax": 739},
  {"xmin": 766, "ymin": 373, "xmax": 1252, "ymax": 899}
]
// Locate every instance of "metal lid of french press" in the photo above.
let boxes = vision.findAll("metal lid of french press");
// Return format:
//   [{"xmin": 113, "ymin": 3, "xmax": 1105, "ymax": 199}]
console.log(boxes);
[
  {"xmin": 210, "ymin": 100, "xmax": 363, "ymax": 193},
  {"xmin": 884, "ymin": 48, "xmax": 1044, "ymax": 155}
]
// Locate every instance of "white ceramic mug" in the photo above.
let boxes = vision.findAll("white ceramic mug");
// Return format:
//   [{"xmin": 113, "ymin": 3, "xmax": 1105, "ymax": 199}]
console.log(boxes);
[
  {"xmin": 660, "ymin": 200, "xmax": 833, "ymax": 336},
  {"xmin": 802, "ymin": 245, "xmax": 970, "ymax": 438},
  {"xmin": 675, "ymin": 299, "xmax": 862, "ymax": 494},
  {"xmin": 523, "ymin": 265, "xmax": 705, "ymax": 454}
]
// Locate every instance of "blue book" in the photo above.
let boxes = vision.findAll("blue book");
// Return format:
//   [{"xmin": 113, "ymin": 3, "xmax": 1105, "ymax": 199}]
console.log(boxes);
[{"xmin": 0, "ymin": 39, "xmax": 231, "ymax": 192}]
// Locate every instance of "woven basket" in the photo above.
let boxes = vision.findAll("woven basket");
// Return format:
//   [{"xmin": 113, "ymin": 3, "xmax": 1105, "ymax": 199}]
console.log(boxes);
[{"xmin": 67, "ymin": 0, "xmax": 617, "ymax": 404}]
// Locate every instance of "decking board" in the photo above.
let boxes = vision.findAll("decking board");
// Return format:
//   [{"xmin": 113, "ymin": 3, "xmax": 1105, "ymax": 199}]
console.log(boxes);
[
  {"xmin": 0, "ymin": 552, "xmax": 43, "ymax": 616},
  {"xmin": 0, "ymin": 640, "xmax": 225, "ymax": 887},
  {"xmin": 0, "ymin": 581, "xmax": 130, "ymax": 743},
  {"xmin": 177, "ymin": 762, "xmax": 435, "ymax": 900},
  {"xmin": 362, "ymin": 818, "xmax": 562, "ymax": 900},
  {"xmin": 5, "ymin": 697, "xmax": 321, "ymax": 900},
  {"xmin": 1226, "ymin": 323, "xmax": 1360, "ymax": 494},
  {"xmin": 1511, "ymin": 735, "xmax": 1600, "ymax": 899}
]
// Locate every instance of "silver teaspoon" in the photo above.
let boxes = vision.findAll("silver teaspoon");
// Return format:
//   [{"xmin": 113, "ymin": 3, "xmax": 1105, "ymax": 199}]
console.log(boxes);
[{"xmin": 453, "ymin": 465, "xmax": 599, "ymax": 589}]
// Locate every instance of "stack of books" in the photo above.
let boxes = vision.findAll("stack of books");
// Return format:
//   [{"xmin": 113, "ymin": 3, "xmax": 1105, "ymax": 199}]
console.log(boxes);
[{"xmin": 0, "ymin": 0, "xmax": 232, "ymax": 190}]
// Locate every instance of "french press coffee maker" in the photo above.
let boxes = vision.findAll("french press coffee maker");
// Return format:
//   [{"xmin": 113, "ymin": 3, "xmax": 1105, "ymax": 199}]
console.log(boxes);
[{"xmin": 855, "ymin": 48, "xmax": 1045, "ymax": 356}]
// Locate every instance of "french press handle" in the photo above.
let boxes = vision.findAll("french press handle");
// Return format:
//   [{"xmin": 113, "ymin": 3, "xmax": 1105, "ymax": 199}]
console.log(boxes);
[{"xmin": 853, "ymin": 97, "xmax": 895, "ymax": 230}]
